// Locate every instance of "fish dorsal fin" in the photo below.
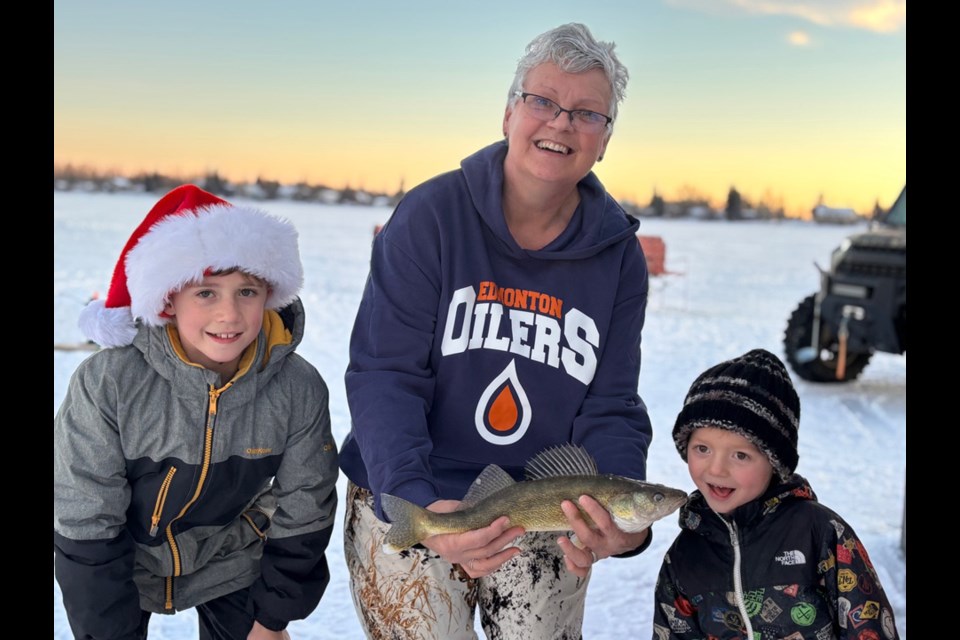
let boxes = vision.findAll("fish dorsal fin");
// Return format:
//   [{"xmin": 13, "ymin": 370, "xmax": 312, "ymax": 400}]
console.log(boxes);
[
  {"xmin": 458, "ymin": 464, "xmax": 517, "ymax": 510},
  {"xmin": 524, "ymin": 444, "xmax": 598, "ymax": 481}
]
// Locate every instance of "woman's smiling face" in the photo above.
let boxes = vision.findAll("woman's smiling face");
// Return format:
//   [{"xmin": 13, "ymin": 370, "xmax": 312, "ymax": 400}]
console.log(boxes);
[{"xmin": 502, "ymin": 62, "xmax": 612, "ymax": 189}]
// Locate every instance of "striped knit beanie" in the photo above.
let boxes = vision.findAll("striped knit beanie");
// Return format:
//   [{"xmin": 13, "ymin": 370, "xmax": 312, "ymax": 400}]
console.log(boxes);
[{"xmin": 673, "ymin": 349, "xmax": 800, "ymax": 481}]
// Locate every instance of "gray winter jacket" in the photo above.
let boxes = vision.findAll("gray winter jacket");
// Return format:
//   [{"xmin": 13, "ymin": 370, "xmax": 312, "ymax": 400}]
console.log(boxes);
[{"xmin": 54, "ymin": 300, "xmax": 338, "ymax": 639}]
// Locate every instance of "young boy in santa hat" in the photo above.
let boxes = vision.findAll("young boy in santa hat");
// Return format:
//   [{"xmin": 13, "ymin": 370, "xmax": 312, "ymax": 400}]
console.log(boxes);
[
  {"xmin": 652, "ymin": 349, "xmax": 899, "ymax": 640},
  {"xmin": 54, "ymin": 185, "xmax": 339, "ymax": 640}
]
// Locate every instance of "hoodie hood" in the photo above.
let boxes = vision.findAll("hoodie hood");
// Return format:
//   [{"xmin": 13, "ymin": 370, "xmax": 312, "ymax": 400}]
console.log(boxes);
[{"xmin": 461, "ymin": 141, "xmax": 640, "ymax": 261}]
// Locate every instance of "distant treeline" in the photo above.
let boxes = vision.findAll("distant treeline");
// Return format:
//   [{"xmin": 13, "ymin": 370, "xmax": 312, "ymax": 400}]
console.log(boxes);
[
  {"xmin": 53, "ymin": 166, "xmax": 404, "ymax": 208},
  {"xmin": 54, "ymin": 165, "xmax": 879, "ymax": 222},
  {"xmin": 621, "ymin": 185, "xmax": 788, "ymax": 221}
]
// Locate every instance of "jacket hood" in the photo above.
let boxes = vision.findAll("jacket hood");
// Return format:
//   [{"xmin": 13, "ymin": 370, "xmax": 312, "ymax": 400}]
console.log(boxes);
[
  {"xmin": 460, "ymin": 141, "xmax": 640, "ymax": 261},
  {"xmin": 132, "ymin": 297, "xmax": 306, "ymax": 391},
  {"xmin": 678, "ymin": 474, "xmax": 817, "ymax": 535}
]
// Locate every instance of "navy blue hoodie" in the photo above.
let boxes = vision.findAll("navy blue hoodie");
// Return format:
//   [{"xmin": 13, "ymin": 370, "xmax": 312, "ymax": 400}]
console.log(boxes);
[{"xmin": 341, "ymin": 140, "xmax": 652, "ymax": 518}]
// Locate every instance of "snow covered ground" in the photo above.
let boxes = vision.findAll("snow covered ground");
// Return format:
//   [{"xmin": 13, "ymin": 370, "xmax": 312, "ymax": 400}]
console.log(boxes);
[{"xmin": 54, "ymin": 191, "xmax": 906, "ymax": 639}]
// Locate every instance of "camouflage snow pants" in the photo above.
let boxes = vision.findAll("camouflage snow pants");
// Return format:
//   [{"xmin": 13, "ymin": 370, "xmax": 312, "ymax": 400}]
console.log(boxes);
[{"xmin": 344, "ymin": 483, "xmax": 590, "ymax": 640}]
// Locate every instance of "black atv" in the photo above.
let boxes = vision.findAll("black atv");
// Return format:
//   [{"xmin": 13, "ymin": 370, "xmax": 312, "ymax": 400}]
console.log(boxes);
[{"xmin": 783, "ymin": 186, "xmax": 906, "ymax": 382}]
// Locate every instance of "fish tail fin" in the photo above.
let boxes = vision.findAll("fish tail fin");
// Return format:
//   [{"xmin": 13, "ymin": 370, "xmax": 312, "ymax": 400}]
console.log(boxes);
[{"xmin": 381, "ymin": 493, "xmax": 430, "ymax": 554}]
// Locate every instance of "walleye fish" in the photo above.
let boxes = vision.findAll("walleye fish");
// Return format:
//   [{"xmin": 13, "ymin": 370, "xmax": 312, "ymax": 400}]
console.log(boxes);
[{"xmin": 381, "ymin": 443, "xmax": 687, "ymax": 553}]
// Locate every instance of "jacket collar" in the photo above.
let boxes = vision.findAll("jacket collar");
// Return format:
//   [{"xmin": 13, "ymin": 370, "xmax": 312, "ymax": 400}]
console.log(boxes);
[{"xmin": 132, "ymin": 298, "xmax": 305, "ymax": 398}]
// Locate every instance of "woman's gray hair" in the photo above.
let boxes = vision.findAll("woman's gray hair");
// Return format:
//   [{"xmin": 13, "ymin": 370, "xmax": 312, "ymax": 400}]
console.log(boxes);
[{"xmin": 508, "ymin": 23, "xmax": 629, "ymax": 123}]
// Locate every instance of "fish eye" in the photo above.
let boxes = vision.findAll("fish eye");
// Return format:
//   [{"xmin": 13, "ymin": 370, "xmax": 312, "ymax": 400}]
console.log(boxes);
[{"xmin": 654, "ymin": 493, "xmax": 664, "ymax": 503}]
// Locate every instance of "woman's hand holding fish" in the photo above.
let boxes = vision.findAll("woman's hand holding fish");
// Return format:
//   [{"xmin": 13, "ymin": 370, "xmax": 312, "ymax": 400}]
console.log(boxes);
[
  {"xmin": 556, "ymin": 534, "xmax": 596, "ymax": 579},
  {"xmin": 421, "ymin": 501, "xmax": 526, "ymax": 578},
  {"xmin": 557, "ymin": 496, "xmax": 650, "ymax": 578}
]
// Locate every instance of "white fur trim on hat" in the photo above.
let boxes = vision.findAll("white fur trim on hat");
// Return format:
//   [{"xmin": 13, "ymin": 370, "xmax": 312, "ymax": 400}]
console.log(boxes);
[{"xmin": 125, "ymin": 203, "xmax": 304, "ymax": 327}]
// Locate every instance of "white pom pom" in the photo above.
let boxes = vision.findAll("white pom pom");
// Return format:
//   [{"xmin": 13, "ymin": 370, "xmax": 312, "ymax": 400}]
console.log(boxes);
[{"xmin": 78, "ymin": 300, "xmax": 139, "ymax": 348}]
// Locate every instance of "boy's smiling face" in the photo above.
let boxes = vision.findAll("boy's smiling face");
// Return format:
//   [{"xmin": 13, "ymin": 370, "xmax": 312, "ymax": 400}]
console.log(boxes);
[
  {"xmin": 163, "ymin": 271, "xmax": 268, "ymax": 382},
  {"xmin": 687, "ymin": 427, "xmax": 775, "ymax": 514}
]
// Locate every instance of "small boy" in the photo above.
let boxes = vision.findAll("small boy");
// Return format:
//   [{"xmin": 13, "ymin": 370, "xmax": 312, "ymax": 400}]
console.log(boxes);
[
  {"xmin": 652, "ymin": 349, "xmax": 899, "ymax": 640},
  {"xmin": 54, "ymin": 185, "xmax": 339, "ymax": 640}
]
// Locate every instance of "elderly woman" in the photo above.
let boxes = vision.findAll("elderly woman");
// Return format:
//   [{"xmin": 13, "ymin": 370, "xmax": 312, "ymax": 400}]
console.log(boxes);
[{"xmin": 341, "ymin": 23, "xmax": 652, "ymax": 639}]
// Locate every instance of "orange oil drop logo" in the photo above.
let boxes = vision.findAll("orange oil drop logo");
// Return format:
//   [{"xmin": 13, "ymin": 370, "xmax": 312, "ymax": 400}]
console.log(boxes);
[
  {"xmin": 488, "ymin": 385, "xmax": 520, "ymax": 432},
  {"xmin": 475, "ymin": 360, "xmax": 531, "ymax": 445}
]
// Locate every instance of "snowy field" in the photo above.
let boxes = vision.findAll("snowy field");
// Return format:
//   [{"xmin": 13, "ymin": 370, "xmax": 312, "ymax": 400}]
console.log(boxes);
[{"xmin": 54, "ymin": 190, "xmax": 907, "ymax": 639}]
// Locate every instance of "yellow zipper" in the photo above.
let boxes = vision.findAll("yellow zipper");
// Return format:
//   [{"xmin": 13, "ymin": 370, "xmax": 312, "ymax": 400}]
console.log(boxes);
[
  {"xmin": 149, "ymin": 467, "xmax": 177, "ymax": 537},
  {"xmin": 164, "ymin": 524, "xmax": 179, "ymax": 610},
  {"xmin": 162, "ymin": 382, "xmax": 231, "ymax": 610}
]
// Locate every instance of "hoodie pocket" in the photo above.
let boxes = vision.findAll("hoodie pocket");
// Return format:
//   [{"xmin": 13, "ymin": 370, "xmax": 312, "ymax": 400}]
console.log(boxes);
[{"xmin": 149, "ymin": 467, "xmax": 177, "ymax": 537}]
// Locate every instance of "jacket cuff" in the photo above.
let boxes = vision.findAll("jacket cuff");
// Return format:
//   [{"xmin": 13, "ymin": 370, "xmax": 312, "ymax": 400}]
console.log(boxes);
[
  {"xmin": 376, "ymin": 478, "xmax": 439, "ymax": 521},
  {"xmin": 254, "ymin": 615, "xmax": 288, "ymax": 632},
  {"xmin": 614, "ymin": 527, "xmax": 653, "ymax": 559}
]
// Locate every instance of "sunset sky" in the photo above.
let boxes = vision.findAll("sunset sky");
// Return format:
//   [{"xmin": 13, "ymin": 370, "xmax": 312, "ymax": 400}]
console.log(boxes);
[{"xmin": 54, "ymin": 1, "xmax": 905, "ymax": 217}]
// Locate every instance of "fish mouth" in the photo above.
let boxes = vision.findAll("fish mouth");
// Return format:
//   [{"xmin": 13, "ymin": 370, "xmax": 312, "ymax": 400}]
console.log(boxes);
[
  {"xmin": 662, "ymin": 494, "xmax": 690, "ymax": 517},
  {"xmin": 535, "ymin": 140, "xmax": 572, "ymax": 155},
  {"xmin": 611, "ymin": 490, "xmax": 688, "ymax": 532}
]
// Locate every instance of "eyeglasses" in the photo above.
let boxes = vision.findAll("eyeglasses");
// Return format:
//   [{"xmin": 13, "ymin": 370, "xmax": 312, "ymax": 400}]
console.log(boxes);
[{"xmin": 513, "ymin": 91, "xmax": 613, "ymax": 134}]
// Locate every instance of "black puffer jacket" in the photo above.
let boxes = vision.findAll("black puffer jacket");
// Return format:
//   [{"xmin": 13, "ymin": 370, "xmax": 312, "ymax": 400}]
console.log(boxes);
[{"xmin": 652, "ymin": 476, "xmax": 899, "ymax": 640}]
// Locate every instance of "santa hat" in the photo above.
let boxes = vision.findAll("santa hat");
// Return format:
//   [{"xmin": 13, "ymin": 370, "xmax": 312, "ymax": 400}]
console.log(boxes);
[{"xmin": 79, "ymin": 184, "xmax": 304, "ymax": 348}]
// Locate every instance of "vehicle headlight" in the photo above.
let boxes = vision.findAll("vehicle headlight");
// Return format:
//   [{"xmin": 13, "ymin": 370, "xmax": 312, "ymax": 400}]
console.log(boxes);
[{"xmin": 831, "ymin": 283, "xmax": 870, "ymax": 299}]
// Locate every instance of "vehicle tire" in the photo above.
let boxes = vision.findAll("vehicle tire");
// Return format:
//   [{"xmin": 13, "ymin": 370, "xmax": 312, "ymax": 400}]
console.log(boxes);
[{"xmin": 783, "ymin": 294, "xmax": 872, "ymax": 383}]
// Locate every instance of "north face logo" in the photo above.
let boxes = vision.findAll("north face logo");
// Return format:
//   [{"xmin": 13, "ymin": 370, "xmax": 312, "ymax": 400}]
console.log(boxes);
[{"xmin": 775, "ymin": 550, "xmax": 806, "ymax": 566}]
